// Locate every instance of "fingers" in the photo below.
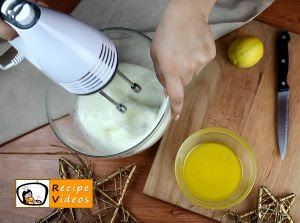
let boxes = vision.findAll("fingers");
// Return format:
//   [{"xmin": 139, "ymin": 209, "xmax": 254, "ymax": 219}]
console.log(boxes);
[
  {"xmin": 164, "ymin": 74, "xmax": 184, "ymax": 120},
  {"xmin": 0, "ymin": 20, "xmax": 17, "ymax": 40},
  {"xmin": 151, "ymin": 47, "xmax": 166, "ymax": 88},
  {"xmin": 152, "ymin": 49, "xmax": 184, "ymax": 119},
  {"xmin": 0, "ymin": 0, "xmax": 47, "ymax": 40},
  {"xmin": 154, "ymin": 62, "xmax": 166, "ymax": 89}
]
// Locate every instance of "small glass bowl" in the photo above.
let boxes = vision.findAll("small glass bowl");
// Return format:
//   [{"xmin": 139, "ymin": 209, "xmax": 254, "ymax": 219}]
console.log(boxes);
[{"xmin": 175, "ymin": 127, "xmax": 257, "ymax": 210}]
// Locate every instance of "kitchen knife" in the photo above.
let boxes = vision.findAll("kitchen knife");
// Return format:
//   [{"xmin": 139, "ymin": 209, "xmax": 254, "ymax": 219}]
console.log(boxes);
[{"xmin": 277, "ymin": 31, "xmax": 290, "ymax": 160}]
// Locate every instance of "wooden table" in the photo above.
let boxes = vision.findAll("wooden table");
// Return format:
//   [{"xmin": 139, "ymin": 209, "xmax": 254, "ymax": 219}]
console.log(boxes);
[{"xmin": 1, "ymin": 0, "xmax": 300, "ymax": 222}]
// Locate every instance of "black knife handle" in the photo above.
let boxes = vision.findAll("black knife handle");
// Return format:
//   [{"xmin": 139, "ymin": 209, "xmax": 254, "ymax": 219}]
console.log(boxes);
[{"xmin": 277, "ymin": 31, "xmax": 290, "ymax": 92}]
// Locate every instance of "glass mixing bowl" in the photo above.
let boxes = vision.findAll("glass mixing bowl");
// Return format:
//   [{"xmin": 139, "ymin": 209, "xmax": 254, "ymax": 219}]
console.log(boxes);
[
  {"xmin": 45, "ymin": 28, "xmax": 171, "ymax": 158},
  {"xmin": 175, "ymin": 128, "xmax": 257, "ymax": 210}
]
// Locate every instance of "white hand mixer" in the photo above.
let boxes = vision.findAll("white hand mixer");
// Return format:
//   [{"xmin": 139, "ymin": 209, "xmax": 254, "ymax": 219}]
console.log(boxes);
[{"xmin": 0, "ymin": 0, "xmax": 142, "ymax": 112}]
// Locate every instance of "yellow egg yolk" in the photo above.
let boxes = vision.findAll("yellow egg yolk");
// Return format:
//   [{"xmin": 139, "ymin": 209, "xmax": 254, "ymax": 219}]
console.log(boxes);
[{"xmin": 183, "ymin": 142, "xmax": 242, "ymax": 201}]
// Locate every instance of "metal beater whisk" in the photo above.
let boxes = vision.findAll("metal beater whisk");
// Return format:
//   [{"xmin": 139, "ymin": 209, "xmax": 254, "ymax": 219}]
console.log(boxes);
[{"xmin": 99, "ymin": 70, "xmax": 142, "ymax": 113}]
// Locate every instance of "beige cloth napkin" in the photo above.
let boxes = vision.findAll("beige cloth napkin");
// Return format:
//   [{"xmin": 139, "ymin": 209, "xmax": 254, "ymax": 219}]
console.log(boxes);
[{"xmin": 0, "ymin": 0, "xmax": 274, "ymax": 145}]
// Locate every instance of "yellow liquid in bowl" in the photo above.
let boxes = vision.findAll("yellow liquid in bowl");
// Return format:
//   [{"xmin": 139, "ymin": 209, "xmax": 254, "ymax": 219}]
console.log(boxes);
[{"xmin": 183, "ymin": 142, "xmax": 242, "ymax": 200}]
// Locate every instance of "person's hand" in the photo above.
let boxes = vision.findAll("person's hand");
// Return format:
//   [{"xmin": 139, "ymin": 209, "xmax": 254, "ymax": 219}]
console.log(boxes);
[
  {"xmin": 151, "ymin": 0, "xmax": 216, "ymax": 120},
  {"xmin": 0, "ymin": 0, "xmax": 47, "ymax": 40}
]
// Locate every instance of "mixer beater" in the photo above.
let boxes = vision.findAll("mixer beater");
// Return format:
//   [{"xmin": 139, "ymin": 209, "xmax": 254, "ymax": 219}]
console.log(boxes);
[{"xmin": 99, "ymin": 70, "xmax": 142, "ymax": 113}]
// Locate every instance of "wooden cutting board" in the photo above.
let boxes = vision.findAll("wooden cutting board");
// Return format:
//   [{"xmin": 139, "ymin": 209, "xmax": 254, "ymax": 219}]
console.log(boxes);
[{"xmin": 143, "ymin": 21, "xmax": 300, "ymax": 222}]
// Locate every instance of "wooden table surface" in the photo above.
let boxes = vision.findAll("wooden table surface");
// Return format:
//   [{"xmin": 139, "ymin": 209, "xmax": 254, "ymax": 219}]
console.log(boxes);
[{"xmin": 1, "ymin": 0, "xmax": 300, "ymax": 222}]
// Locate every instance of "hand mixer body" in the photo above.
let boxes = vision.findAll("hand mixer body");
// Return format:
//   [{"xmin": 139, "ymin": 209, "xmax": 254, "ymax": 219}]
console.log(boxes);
[{"xmin": 0, "ymin": 0, "xmax": 118, "ymax": 95}]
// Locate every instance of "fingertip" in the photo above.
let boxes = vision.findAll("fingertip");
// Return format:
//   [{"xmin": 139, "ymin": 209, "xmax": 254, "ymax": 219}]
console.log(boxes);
[
  {"xmin": 163, "ymin": 77, "xmax": 184, "ymax": 120},
  {"xmin": 1, "ymin": 30, "xmax": 17, "ymax": 41},
  {"xmin": 171, "ymin": 108, "xmax": 181, "ymax": 121},
  {"xmin": 169, "ymin": 96, "xmax": 183, "ymax": 120},
  {"xmin": 6, "ymin": 32, "xmax": 17, "ymax": 40},
  {"xmin": 0, "ymin": 20, "xmax": 17, "ymax": 40},
  {"xmin": 37, "ymin": 1, "xmax": 49, "ymax": 7},
  {"xmin": 174, "ymin": 114, "xmax": 180, "ymax": 121},
  {"xmin": 170, "ymin": 103, "xmax": 183, "ymax": 120}
]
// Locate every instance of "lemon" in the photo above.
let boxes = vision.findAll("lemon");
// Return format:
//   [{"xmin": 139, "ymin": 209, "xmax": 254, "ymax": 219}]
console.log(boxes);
[{"xmin": 228, "ymin": 36, "xmax": 264, "ymax": 68}]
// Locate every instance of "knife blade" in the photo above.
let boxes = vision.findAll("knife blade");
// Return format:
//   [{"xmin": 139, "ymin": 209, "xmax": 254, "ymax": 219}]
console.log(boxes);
[{"xmin": 277, "ymin": 31, "xmax": 290, "ymax": 160}]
